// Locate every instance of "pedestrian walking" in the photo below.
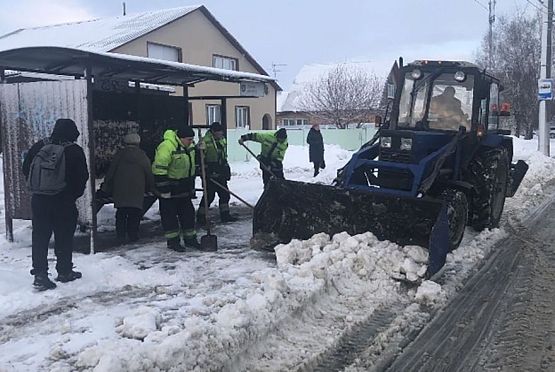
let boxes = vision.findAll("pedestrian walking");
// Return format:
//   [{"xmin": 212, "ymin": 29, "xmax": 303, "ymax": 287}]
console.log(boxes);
[
  {"xmin": 152, "ymin": 126, "xmax": 200, "ymax": 251},
  {"xmin": 196, "ymin": 122, "xmax": 237, "ymax": 225},
  {"xmin": 22, "ymin": 118, "xmax": 89, "ymax": 291},
  {"xmin": 101, "ymin": 132, "xmax": 155, "ymax": 244},
  {"xmin": 307, "ymin": 124, "xmax": 325, "ymax": 176}
]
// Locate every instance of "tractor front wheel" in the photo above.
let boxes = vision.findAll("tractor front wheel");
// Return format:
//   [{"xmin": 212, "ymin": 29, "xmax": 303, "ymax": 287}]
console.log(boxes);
[
  {"xmin": 440, "ymin": 188, "xmax": 469, "ymax": 251},
  {"xmin": 469, "ymin": 148, "xmax": 509, "ymax": 231}
]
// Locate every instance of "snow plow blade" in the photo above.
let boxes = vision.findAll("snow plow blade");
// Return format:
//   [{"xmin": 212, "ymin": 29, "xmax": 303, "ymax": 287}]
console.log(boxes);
[{"xmin": 252, "ymin": 179, "xmax": 450, "ymax": 277}]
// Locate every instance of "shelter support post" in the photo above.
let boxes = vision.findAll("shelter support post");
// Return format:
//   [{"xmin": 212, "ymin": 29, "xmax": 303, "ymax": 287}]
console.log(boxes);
[
  {"xmin": 183, "ymin": 84, "xmax": 190, "ymax": 125},
  {"xmin": 221, "ymin": 97, "xmax": 227, "ymax": 135},
  {"xmin": 0, "ymin": 67, "xmax": 12, "ymax": 242},
  {"xmin": 85, "ymin": 67, "xmax": 97, "ymax": 254}
]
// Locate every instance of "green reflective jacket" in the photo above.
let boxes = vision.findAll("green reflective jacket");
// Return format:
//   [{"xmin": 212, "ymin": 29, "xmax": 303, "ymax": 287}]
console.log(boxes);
[
  {"xmin": 152, "ymin": 130, "xmax": 196, "ymax": 180},
  {"xmin": 244, "ymin": 132, "xmax": 288, "ymax": 162},
  {"xmin": 203, "ymin": 130, "xmax": 227, "ymax": 165}
]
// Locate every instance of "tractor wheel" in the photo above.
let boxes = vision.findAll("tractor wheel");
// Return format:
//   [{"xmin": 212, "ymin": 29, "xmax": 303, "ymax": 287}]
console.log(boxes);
[
  {"xmin": 440, "ymin": 189, "xmax": 469, "ymax": 251},
  {"xmin": 468, "ymin": 148, "xmax": 509, "ymax": 231}
]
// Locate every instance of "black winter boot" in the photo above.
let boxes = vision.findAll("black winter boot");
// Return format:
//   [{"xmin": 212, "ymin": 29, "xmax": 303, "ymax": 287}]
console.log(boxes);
[
  {"xmin": 220, "ymin": 212, "xmax": 238, "ymax": 223},
  {"xmin": 33, "ymin": 274, "xmax": 57, "ymax": 291},
  {"xmin": 56, "ymin": 270, "xmax": 82, "ymax": 283},
  {"xmin": 167, "ymin": 238, "xmax": 186, "ymax": 252},
  {"xmin": 183, "ymin": 237, "xmax": 201, "ymax": 249}
]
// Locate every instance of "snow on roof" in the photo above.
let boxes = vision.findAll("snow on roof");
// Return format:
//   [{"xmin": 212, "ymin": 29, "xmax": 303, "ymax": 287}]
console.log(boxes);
[
  {"xmin": 279, "ymin": 61, "xmax": 381, "ymax": 112},
  {"xmin": 0, "ymin": 6, "xmax": 201, "ymax": 52}
]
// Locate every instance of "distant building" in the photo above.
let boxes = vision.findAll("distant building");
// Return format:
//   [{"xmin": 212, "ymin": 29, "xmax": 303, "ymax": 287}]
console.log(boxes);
[
  {"xmin": 0, "ymin": 6, "xmax": 280, "ymax": 129},
  {"xmin": 277, "ymin": 61, "xmax": 383, "ymax": 129}
]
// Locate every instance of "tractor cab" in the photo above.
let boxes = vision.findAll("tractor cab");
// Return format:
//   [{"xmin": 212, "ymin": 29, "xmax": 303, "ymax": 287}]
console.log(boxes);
[{"xmin": 378, "ymin": 60, "xmax": 506, "ymax": 170}]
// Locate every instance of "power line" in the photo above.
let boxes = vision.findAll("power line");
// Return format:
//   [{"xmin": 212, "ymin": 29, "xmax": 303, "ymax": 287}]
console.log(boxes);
[
  {"xmin": 524, "ymin": 0, "xmax": 547, "ymax": 11},
  {"xmin": 473, "ymin": 0, "xmax": 489, "ymax": 11}
]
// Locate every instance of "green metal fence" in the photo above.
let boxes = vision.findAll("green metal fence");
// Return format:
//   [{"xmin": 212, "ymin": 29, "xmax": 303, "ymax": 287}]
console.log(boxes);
[{"xmin": 226, "ymin": 127, "xmax": 378, "ymax": 162}]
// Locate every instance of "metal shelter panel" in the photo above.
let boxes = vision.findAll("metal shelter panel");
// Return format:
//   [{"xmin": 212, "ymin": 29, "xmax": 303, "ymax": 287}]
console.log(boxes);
[
  {"xmin": 0, "ymin": 47, "xmax": 275, "ymax": 87},
  {"xmin": 0, "ymin": 79, "xmax": 92, "ymax": 225}
]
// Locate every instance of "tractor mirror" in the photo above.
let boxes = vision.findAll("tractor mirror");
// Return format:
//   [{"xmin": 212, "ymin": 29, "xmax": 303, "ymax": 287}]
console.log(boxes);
[
  {"xmin": 499, "ymin": 102, "xmax": 511, "ymax": 117},
  {"xmin": 374, "ymin": 115, "xmax": 383, "ymax": 126}
]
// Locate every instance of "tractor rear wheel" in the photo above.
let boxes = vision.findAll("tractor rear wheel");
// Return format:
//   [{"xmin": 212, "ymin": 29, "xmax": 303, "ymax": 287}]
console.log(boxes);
[
  {"xmin": 469, "ymin": 148, "xmax": 509, "ymax": 231},
  {"xmin": 440, "ymin": 189, "xmax": 469, "ymax": 251}
]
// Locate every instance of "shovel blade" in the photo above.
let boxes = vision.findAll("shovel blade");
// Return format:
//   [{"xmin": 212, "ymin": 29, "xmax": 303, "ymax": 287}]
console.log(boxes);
[{"xmin": 201, "ymin": 234, "xmax": 218, "ymax": 251}]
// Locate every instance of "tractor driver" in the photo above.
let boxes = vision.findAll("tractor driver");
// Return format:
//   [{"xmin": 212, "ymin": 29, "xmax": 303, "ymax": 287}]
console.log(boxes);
[{"xmin": 429, "ymin": 86, "xmax": 470, "ymax": 131}]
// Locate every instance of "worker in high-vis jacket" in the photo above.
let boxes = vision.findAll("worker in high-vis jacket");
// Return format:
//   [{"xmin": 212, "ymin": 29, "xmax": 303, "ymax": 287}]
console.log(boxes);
[
  {"xmin": 238, "ymin": 128, "xmax": 288, "ymax": 186},
  {"xmin": 152, "ymin": 126, "xmax": 200, "ymax": 251},
  {"xmin": 196, "ymin": 122, "xmax": 237, "ymax": 225}
]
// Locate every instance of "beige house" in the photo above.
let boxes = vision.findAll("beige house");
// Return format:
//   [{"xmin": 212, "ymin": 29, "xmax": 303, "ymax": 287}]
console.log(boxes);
[{"xmin": 0, "ymin": 5, "xmax": 280, "ymax": 129}]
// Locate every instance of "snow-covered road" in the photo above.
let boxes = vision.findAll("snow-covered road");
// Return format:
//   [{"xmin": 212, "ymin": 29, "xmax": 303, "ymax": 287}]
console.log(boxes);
[{"xmin": 1, "ymin": 140, "xmax": 555, "ymax": 371}]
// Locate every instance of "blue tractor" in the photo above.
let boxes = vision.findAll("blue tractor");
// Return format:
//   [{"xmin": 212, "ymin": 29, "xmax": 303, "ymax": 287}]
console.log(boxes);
[{"xmin": 252, "ymin": 60, "xmax": 528, "ymax": 277}]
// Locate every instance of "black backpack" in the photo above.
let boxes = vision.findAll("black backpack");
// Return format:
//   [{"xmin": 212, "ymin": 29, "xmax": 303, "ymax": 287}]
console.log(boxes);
[{"xmin": 28, "ymin": 139, "xmax": 72, "ymax": 195}]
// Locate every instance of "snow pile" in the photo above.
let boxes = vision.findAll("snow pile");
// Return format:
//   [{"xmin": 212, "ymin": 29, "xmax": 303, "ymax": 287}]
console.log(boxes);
[
  {"xmin": 415, "ymin": 281, "xmax": 445, "ymax": 305},
  {"xmin": 71, "ymin": 231, "xmax": 435, "ymax": 371},
  {"xmin": 116, "ymin": 307, "xmax": 161, "ymax": 341}
]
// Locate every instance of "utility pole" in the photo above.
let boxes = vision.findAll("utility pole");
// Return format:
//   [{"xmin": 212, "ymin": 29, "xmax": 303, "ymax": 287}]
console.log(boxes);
[
  {"xmin": 539, "ymin": 0, "xmax": 552, "ymax": 156},
  {"xmin": 122, "ymin": 2, "xmax": 126, "ymax": 16},
  {"xmin": 488, "ymin": 0, "xmax": 496, "ymax": 68}
]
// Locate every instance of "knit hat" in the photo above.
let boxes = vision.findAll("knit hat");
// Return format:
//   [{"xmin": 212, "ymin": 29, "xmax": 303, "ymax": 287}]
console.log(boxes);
[
  {"xmin": 210, "ymin": 122, "xmax": 223, "ymax": 132},
  {"xmin": 275, "ymin": 128, "xmax": 287, "ymax": 139},
  {"xmin": 177, "ymin": 126, "xmax": 195, "ymax": 138},
  {"xmin": 123, "ymin": 132, "xmax": 141, "ymax": 145}
]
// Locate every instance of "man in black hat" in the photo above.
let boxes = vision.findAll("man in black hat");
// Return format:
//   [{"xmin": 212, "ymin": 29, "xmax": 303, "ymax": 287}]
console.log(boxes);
[
  {"xmin": 239, "ymin": 128, "xmax": 288, "ymax": 186},
  {"xmin": 152, "ymin": 126, "xmax": 200, "ymax": 251},
  {"xmin": 196, "ymin": 122, "xmax": 237, "ymax": 225},
  {"xmin": 22, "ymin": 118, "xmax": 89, "ymax": 291}
]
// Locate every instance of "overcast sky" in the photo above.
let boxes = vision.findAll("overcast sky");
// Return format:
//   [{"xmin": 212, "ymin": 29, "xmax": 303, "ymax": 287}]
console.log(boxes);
[{"xmin": 0, "ymin": 0, "xmax": 540, "ymax": 90}]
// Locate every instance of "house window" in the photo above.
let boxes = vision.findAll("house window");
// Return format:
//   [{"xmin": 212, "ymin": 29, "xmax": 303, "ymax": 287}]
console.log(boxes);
[
  {"xmin": 296, "ymin": 119, "xmax": 309, "ymax": 126},
  {"xmin": 206, "ymin": 104, "xmax": 221, "ymax": 125},
  {"xmin": 213, "ymin": 55, "xmax": 238, "ymax": 71},
  {"xmin": 282, "ymin": 118, "xmax": 295, "ymax": 126},
  {"xmin": 147, "ymin": 42, "xmax": 182, "ymax": 62},
  {"xmin": 235, "ymin": 106, "xmax": 250, "ymax": 128},
  {"xmin": 387, "ymin": 83, "xmax": 395, "ymax": 99}
]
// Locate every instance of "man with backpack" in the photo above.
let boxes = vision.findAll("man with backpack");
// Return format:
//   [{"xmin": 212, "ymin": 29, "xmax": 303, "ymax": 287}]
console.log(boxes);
[{"xmin": 22, "ymin": 118, "xmax": 89, "ymax": 291}]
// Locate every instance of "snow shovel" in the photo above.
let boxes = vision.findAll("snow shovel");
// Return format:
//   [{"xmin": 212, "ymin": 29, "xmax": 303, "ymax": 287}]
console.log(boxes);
[
  {"xmin": 197, "ymin": 130, "xmax": 218, "ymax": 251},
  {"xmin": 209, "ymin": 177, "xmax": 254, "ymax": 209},
  {"xmin": 240, "ymin": 142, "xmax": 277, "ymax": 178}
]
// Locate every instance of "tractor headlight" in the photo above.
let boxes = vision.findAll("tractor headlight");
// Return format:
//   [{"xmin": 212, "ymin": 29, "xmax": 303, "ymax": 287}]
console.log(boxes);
[
  {"xmin": 400, "ymin": 138, "xmax": 413, "ymax": 151},
  {"xmin": 454, "ymin": 71, "xmax": 466, "ymax": 82},
  {"xmin": 380, "ymin": 136, "xmax": 392, "ymax": 148},
  {"xmin": 411, "ymin": 69, "xmax": 422, "ymax": 80}
]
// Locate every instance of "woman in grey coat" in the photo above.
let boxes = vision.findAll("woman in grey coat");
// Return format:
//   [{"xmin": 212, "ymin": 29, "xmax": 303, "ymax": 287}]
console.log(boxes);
[{"xmin": 102, "ymin": 133, "xmax": 155, "ymax": 243}]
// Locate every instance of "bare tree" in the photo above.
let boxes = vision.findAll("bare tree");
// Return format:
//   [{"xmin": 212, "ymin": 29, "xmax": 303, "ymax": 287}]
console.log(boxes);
[
  {"xmin": 476, "ymin": 13, "xmax": 540, "ymax": 139},
  {"xmin": 299, "ymin": 64, "xmax": 384, "ymax": 129}
]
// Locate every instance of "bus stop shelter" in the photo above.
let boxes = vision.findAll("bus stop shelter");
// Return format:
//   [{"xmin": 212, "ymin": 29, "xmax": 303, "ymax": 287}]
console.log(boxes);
[{"xmin": 0, "ymin": 46, "xmax": 274, "ymax": 252}]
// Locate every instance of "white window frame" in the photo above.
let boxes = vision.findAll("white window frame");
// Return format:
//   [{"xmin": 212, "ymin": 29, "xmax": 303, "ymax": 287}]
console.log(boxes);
[
  {"xmin": 212, "ymin": 55, "xmax": 238, "ymax": 71},
  {"xmin": 235, "ymin": 106, "xmax": 250, "ymax": 128},
  {"xmin": 206, "ymin": 104, "xmax": 221, "ymax": 125},
  {"xmin": 147, "ymin": 42, "xmax": 182, "ymax": 62}
]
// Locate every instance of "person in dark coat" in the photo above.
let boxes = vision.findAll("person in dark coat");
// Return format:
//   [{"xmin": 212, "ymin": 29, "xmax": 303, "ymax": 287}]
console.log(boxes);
[
  {"xmin": 307, "ymin": 124, "xmax": 325, "ymax": 176},
  {"xmin": 22, "ymin": 118, "xmax": 89, "ymax": 291},
  {"xmin": 101, "ymin": 133, "xmax": 155, "ymax": 243}
]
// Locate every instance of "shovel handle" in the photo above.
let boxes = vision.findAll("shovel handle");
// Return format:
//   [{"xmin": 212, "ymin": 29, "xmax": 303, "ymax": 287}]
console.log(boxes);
[
  {"xmin": 240, "ymin": 142, "xmax": 277, "ymax": 178},
  {"xmin": 209, "ymin": 178, "xmax": 254, "ymax": 210},
  {"xmin": 197, "ymin": 129, "xmax": 212, "ymax": 234}
]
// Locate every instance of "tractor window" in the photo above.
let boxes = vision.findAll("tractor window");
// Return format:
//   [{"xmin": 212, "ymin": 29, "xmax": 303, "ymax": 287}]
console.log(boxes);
[
  {"xmin": 489, "ymin": 83, "xmax": 499, "ymax": 129},
  {"xmin": 397, "ymin": 72, "xmax": 474, "ymax": 131},
  {"xmin": 427, "ymin": 75, "xmax": 474, "ymax": 131},
  {"xmin": 398, "ymin": 77, "xmax": 427, "ymax": 125}
]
